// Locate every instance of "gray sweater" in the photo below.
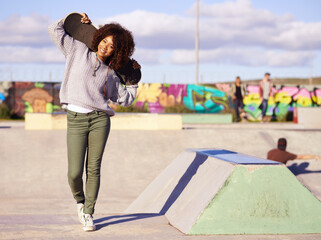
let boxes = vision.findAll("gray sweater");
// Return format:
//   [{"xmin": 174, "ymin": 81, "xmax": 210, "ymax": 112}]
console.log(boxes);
[{"xmin": 48, "ymin": 19, "xmax": 138, "ymax": 116}]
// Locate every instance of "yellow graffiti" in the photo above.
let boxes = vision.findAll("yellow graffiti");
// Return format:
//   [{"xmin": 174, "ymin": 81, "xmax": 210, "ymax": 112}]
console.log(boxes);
[
  {"xmin": 274, "ymin": 91, "xmax": 292, "ymax": 105},
  {"xmin": 268, "ymin": 96, "xmax": 275, "ymax": 105},
  {"xmin": 136, "ymin": 83, "xmax": 162, "ymax": 103},
  {"xmin": 312, "ymin": 95, "xmax": 321, "ymax": 105},
  {"xmin": 296, "ymin": 96, "xmax": 312, "ymax": 107},
  {"xmin": 243, "ymin": 93, "xmax": 261, "ymax": 105}
]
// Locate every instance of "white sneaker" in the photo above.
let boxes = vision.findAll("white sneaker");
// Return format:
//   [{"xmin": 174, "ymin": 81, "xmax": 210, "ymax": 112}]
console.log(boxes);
[
  {"xmin": 83, "ymin": 214, "xmax": 96, "ymax": 232},
  {"xmin": 77, "ymin": 203, "xmax": 85, "ymax": 225}
]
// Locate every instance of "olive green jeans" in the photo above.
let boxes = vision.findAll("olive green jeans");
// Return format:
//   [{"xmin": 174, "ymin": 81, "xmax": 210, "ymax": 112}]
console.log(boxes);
[{"xmin": 67, "ymin": 110, "xmax": 110, "ymax": 215}]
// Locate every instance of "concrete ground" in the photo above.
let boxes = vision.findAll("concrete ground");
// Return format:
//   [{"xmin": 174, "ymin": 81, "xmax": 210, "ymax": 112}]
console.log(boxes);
[{"xmin": 0, "ymin": 120, "xmax": 321, "ymax": 239}]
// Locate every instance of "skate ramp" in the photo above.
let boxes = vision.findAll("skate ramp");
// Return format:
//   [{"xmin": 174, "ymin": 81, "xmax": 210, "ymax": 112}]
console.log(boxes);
[{"xmin": 126, "ymin": 149, "xmax": 321, "ymax": 235}]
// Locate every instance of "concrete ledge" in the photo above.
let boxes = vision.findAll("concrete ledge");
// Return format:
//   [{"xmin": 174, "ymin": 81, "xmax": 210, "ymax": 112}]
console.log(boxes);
[
  {"xmin": 25, "ymin": 113, "xmax": 182, "ymax": 130},
  {"xmin": 111, "ymin": 113, "xmax": 182, "ymax": 130},
  {"xmin": 25, "ymin": 112, "xmax": 67, "ymax": 130},
  {"xmin": 297, "ymin": 107, "xmax": 321, "ymax": 127},
  {"xmin": 182, "ymin": 114, "xmax": 232, "ymax": 124}
]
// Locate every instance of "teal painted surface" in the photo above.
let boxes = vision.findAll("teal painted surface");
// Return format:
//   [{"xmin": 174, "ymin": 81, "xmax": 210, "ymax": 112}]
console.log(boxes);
[
  {"xmin": 182, "ymin": 114, "xmax": 232, "ymax": 124},
  {"xmin": 189, "ymin": 165, "xmax": 321, "ymax": 235},
  {"xmin": 183, "ymin": 85, "xmax": 228, "ymax": 113}
]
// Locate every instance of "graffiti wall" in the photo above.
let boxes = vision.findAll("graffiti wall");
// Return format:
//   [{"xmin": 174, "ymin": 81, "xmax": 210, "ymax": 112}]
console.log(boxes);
[
  {"xmin": 1, "ymin": 81, "xmax": 320, "ymax": 121},
  {"xmin": 134, "ymin": 83, "xmax": 321, "ymax": 121},
  {"xmin": 134, "ymin": 83, "xmax": 229, "ymax": 114},
  {"xmin": 243, "ymin": 85, "xmax": 321, "ymax": 120},
  {"xmin": 3, "ymin": 82, "xmax": 61, "ymax": 117}
]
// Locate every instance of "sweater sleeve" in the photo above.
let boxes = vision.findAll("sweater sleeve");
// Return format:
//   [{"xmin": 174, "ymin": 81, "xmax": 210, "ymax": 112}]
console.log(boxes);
[
  {"xmin": 111, "ymin": 75, "xmax": 138, "ymax": 107},
  {"xmin": 48, "ymin": 18, "xmax": 75, "ymax": 56}
]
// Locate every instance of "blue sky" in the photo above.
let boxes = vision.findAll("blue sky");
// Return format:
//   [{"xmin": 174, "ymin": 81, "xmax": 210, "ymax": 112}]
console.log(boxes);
[{"xmin": 1, "ymin": 0, "xmax": 321, "ymax": 83}]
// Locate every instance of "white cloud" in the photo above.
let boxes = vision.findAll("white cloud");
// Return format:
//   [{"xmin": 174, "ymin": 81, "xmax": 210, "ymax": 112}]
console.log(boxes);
[
  {"xmin": 171, "ymin": 48, "xmax": 311, "ymax": 67},
  {"xmin": 0, "ymin": 0, "xmax": 320, "ymax": 68},
  {"xmin": 97, "ymin": 1, "xmax": 321, "ymax": 51},
  {"xmin": 0, "ymin": 14, "xmax": 52, "ymax": 46},
  {"xmin": 0, "ymin": 45, "xmax": 162, "ymax": 65},
  {"xmin": 97, "ymin": 10, "xmax": 195, "ymax": 49},
  {"xmin": 132, "ymin": 48, "xmax": 163, "ymax": 64},
  {"xmin": 0, "ymin": 46, "xmax": 64, "ymax": 63}
]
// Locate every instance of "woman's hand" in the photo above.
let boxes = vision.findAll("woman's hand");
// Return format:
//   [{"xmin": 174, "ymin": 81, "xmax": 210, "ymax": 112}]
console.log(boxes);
[
  {"xmin": 79, "ymin": 13, "xmax": 91, "ymax": 24},
  {"xmin": 132, "ymin": 59, "xmax": 141, "ymax": 69}
]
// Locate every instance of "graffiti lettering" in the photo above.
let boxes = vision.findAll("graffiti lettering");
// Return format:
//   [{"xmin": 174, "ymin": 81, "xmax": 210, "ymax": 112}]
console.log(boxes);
[{"xmin": 183, "ymin": 85, "xmax": 228, "ymax": 113}]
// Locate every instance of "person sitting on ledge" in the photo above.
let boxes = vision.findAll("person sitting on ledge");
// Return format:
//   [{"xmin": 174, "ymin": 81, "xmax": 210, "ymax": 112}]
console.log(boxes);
[{"xmin": 267, "ymin": 138, "xmax": 321, "ymax": 164}]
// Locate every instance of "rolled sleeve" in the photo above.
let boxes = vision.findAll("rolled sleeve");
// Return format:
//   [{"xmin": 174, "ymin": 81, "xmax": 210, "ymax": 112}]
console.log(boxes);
[{"xmin": 114, "ymin": 81, "xmax": 138, "ymax": 107}]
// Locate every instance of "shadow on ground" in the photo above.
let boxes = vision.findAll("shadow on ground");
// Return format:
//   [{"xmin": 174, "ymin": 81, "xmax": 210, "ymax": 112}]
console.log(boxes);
[
  {"xmin": 288, "ymin": 162, "xmax": 321, "ymax": 175},
  {"xmin": 94, "ymin": 213, "xmax": 161, "ymax": 230}
]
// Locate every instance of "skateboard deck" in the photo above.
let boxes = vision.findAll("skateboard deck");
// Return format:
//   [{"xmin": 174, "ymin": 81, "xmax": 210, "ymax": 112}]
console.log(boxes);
[{"xmin": 64, "ymin": 13, "xmax": 97, "ymax": 51}]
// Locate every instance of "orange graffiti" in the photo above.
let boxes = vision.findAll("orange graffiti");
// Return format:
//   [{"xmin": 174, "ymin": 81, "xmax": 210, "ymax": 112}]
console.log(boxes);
[{"xmin": 22, "ymin": 88, "xmax": 53, "ymax": 113}]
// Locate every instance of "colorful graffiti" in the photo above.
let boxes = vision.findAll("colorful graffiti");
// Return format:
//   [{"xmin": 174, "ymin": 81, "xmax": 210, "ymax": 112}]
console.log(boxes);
[
  {"xmin": 3, "ymin": 82, "xmax": 61, "ymax": 117},
  {"xmin": 0, "ymin": 81, "xmax": 12, "ymax": 103},
  {"xmin": 243, "ymin": 85, "xmax": 321, "ymax": 120},
  {"xmin": 134, "ymin": 83, "xmax": 321, "ymax": 121},
  {"xmin": 183, "ymin": 85, "xmax": 228, "ymax": 113},
  {"xmin": 134, "ymin": 83, "xmax": 228, "ymax": 113},
  {"xmin": 134, "ymin": 83, "xmax": 187, "ymax": 113},
  {"xmin": 1, "ymin": 81, "xmax": 320, "ymax": 121}
]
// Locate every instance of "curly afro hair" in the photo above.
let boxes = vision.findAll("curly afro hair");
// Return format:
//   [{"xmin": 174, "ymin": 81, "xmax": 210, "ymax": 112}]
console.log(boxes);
[{"xmin": 91, "ymin": 23, "xmax": 135, "ymax": 70}]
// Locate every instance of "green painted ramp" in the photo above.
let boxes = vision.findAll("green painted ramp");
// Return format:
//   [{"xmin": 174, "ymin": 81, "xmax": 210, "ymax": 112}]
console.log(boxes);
[
  {"xmin": 126, "ymin": 149, "xmax": 321, "ymax": 235},
  {"xmin": 189, "ymin": 165, "xmax": 321, "ymax": 234}
]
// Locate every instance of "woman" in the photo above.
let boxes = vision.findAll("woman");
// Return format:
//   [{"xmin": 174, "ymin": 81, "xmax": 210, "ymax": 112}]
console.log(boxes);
[
  {"xmin": 48, "ymin": 13, "xmax": 139, "ymax": 231},
  {"xmin": 231, "ymin": 76, "xmax": 246, "ymax": 122}
]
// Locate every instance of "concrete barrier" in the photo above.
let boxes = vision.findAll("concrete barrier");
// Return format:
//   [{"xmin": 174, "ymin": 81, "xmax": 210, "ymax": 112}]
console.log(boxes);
[
  {"xmin": 25, "ymin": 112, "xmax": 182, "ymax": 130},
  {"xmin": 111, "ymin": 113, "xmax": 182, "ymax": 130},
  {"xmin": 296, "ymin": 107, "xmax": 321, "ymax": 127},
  {"xmin": 25, "ymin": 112, "xmax": 67, "ymax": 130},
  {"xmin": 125, "ymin": 149, "xmax": 321, "ymax": 235},
  {"xmin": 181, "ymin": 114, "xmax": 232, "ymax": 124}
]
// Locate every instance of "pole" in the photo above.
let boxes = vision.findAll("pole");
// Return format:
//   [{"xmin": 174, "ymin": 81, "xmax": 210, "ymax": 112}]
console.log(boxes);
[
  {"xmin": 309, "ymin": 42, "xmax": 313, "ymax": 85},
  {"xmin": 195, "ymin": 0, "xmax": 199, "ymax": 85}
]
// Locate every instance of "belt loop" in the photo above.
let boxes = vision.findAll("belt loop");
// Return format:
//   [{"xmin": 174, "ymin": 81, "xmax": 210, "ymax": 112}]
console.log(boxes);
[{"xmin": 75, "ymin": 112, "xmax": 77, "ymax": 117}]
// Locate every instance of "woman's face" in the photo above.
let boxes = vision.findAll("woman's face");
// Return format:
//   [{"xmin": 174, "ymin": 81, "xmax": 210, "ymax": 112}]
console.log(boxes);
[{"xmin": 96, "ymin": 35, "xmax": 114, "ymax": 61}]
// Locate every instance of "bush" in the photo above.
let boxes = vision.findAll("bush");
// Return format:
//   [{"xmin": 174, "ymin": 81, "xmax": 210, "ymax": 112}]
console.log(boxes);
[
  {"xmin": 164, "ymin": 104, "xmax": 194, "ymax": 113},
  {"xmin": 0, "ymin": 103, "xmax": 12, "ymax": 119},
  {"xmin": 114, "ymin": 105, "xmax": 148, "ymax": 113}
]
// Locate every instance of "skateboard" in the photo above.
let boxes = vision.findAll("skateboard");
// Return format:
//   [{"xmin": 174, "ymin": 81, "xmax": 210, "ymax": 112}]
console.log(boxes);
[
  {"xmin": 63, "ymin": 12, "xmax": 141, "ymax": 85},
  {"xmin": 63, "ymin": 13, "xmax": 97, "ymax": 51}
]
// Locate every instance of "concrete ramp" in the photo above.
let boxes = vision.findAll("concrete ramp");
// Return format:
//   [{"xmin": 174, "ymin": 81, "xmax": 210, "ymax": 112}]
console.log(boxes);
[
  {"xmin": 125, "ymin": 149, "xmax": 321, "ymax": 235},
  {"xmin": 125, "ymin": 150, "xmax": 235, "ymax": 214}
]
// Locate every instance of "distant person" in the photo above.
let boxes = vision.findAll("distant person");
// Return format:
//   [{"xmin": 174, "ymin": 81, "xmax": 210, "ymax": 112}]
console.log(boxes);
[
  {"xmin": 259, "ymin": 73, "xmax": 273, "ymax": 122},
  {"xmin": 267, "ymin": 138, "xmax": 321, "ymax": 164},
  {"xmin": 231, "ymin": 76, "xmax": 246, "ymax": 122}
]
